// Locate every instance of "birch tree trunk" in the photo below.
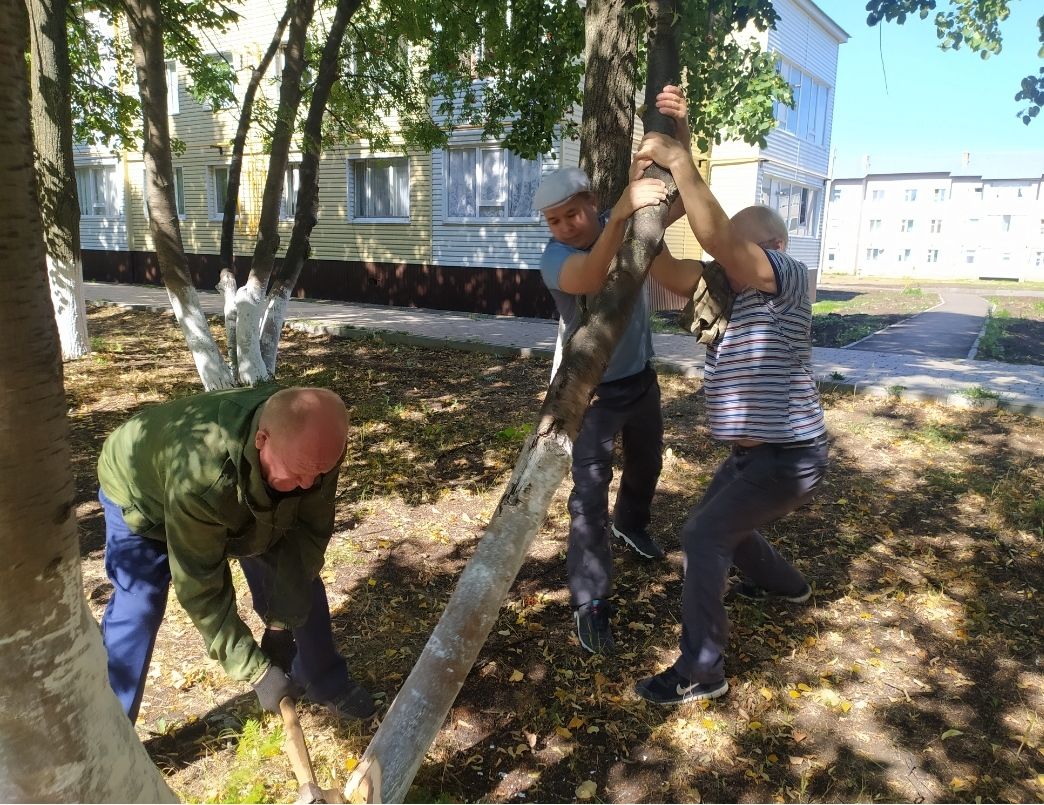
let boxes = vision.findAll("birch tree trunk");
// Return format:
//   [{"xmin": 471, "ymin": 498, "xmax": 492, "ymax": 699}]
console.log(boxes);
[
  {"xmin": 0, "ymin": 5, "xmax": 176, "ymax": 800},
  {"xmin": 125, "ymin": 0, "xmax": 234, "ymax": 390},
  {"xmin": 259, "ymin": 0, "xmax": 361, "ymax": 377},
  {"xmin": 235, "ymin": 0, "xmax": 315, "ymax": 385},
  {"xmin": 28, "ymin": 0, "xmax": 91, "ymax": 361},
  {"xmin": 344, "ymin": 3, "xmax": 680, "ymax": 801},
  {"xmin": 218, "ymin": 0, "xmax": 294, "ymax": 379},
  {"xmin": 578, "ymin": 0, "xmax": 639, "ymax": 210}
]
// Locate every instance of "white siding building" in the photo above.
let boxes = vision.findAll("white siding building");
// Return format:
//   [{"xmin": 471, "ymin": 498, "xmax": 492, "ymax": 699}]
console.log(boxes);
[{"xmin": 822, "ymin": 153, "xmax": 1044, "ymax": 281}]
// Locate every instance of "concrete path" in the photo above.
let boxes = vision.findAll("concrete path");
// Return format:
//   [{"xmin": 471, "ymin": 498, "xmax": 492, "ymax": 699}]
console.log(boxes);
[
  {"xmin": 83, "ymin": 282, "xmax": 1044, "ymax": 418},
  {"xmin": 845, "ymin": 290, "xmax": 991, "ymax": 359}
]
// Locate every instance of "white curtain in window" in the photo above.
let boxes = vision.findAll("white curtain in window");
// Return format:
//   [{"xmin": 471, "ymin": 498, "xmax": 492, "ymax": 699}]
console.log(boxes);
[
  {"xmin": 447, "ymin": 149, "xmax": 476, "ymax": 218},
  {"xmin": 76, "ymin": 169, "xmax": 91, "ymax": 216},
  {"xmin": 507, "ymin": 152, "xmax": 540, "ymax": 217},
  {"xmin": 354, "ymin": 158, "xmax": 409, "ymax": 218}
]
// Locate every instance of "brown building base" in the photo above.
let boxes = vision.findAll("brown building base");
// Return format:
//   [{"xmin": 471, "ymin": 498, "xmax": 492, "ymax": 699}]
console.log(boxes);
[{"xmin": 81, "ymin": 249, "xmax": 560, "ymax": 319}]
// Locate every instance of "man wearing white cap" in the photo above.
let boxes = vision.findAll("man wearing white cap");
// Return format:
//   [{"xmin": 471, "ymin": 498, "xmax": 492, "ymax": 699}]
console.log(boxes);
[{"xmin": 535, "ymin": 85, "xmax": 690, "ymax": 655}]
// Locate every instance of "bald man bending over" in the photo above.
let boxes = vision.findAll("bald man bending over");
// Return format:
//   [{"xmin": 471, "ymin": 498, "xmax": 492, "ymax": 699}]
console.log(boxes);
[{"xmin": 97, "ymin": 385, "xmax": 375, "ymax": 723}]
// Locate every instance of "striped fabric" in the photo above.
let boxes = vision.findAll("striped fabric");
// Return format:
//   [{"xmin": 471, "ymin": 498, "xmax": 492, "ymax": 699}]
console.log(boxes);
[{"xmin": 703, "ymin": 250, "xmax": 826, "ymax": 443}]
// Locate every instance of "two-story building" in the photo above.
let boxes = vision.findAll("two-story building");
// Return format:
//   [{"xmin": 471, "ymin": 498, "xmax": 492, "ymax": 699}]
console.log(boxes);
[
  {"xmin": 76, "ymin": 0, "xmax": 847, "ymax": 316},
  {"xmin": 822, "ymin": 152, "xmax": 1044, "ymax": 281}
]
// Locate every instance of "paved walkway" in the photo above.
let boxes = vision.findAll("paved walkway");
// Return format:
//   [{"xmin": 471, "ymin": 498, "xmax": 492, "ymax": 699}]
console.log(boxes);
[
  {"xmin": 845, "ymin": 290, "xmax": 991, "ymax": 359},
  {"xmin": 84, "ymin": 282, "xmax": 1044, "ymax": 417}
]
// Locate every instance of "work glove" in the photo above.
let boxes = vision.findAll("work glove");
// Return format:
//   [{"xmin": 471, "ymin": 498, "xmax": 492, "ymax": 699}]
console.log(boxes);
[
  {"xmin": 260, "ymin": 626, "xmax": 297, "ymax": 672},
  {"xmin": 252, "ymin": 664, "xmax": 296, "ymax": 714},
  {"xmin": 678, "ymin": 260, "xmax": 735, "ymax": 345}
]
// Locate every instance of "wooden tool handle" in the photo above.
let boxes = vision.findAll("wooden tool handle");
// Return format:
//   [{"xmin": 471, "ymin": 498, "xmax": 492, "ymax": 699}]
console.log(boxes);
[{"xmin": 279, "ymin": 696, "xmax": 319, "ymax": 789}]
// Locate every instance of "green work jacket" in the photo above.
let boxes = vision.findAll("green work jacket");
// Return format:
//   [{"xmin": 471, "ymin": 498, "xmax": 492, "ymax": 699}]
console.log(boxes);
[{"xmin": 97, "ymin": 385, "xmax": 341, "ymax": 683}]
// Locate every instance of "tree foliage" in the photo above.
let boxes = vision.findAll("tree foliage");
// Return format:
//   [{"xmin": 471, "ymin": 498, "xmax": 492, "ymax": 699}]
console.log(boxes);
[{"xmin": 864, "ymin": 0, "xmax": 1044, "ymax": 124}]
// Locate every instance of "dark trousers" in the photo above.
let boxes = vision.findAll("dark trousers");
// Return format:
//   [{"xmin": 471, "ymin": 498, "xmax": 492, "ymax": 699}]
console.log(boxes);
[
  {"xmin": 567, "ymin": 365, "xmax": 663, "ymax": 607},
  {"xmin": 98, "ymin": 488, "xmax": 349, "ymax": 722},
  {"xmin": 674, "ymin": 439, "xmax": 828, "ymax": 683}
]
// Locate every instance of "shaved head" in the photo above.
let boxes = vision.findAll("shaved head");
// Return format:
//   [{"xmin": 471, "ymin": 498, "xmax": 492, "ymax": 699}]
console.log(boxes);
[
  {"xmin": 256, "ymin": 387, "xmax": 349, "ymax": 492},
  {"xmin": 731, "ymin": 206, "xmax": 789, "ymax": 251}
]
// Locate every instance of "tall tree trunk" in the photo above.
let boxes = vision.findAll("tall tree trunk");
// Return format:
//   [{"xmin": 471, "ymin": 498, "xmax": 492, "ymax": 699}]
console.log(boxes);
[
  {"xmin": 28, "ymin": 0, "xmax": 90, "ymax": 361},
  {"xmin": 344, "ymin": 3, "xmax": 680, "ymax": 801},
  {"xmin": 125, "ymin": 0, "xmax": 234, "ymax": 390},
  {"xmin": 578, "ymin": 0, "xmax": 639, "ymax": 209},
  {"xmin": 235, "ymin": 0, "xmax": 315, "ymax": 385},
  {"xmin": 0, "ymin": 4, "xmax": 176, "ymax": 800},
  {"xmin": 218, "ymin": 0, "xmax": 294, "ymax": 379},
  {"xmin": 259, "ymin": 0, "xmax": 361, "ymax": 377}
]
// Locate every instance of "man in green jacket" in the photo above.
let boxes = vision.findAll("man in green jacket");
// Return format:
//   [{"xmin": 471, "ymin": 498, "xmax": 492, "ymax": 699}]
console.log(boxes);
[{"xmin": 97, "ymin": 384, "xmax": 374, "ymax": 722}]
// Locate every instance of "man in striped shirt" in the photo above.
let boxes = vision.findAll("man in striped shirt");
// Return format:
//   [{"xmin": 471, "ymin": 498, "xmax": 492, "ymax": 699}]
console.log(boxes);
[{"xmin": 628, "ymin": 126, "xmax": 829, "ymax": 706}]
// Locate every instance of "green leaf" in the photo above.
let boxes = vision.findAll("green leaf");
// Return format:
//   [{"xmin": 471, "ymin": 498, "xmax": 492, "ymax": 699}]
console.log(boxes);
[{"xmin": 941, "ymin": 729, "xmax": 964, "ymax": 741}]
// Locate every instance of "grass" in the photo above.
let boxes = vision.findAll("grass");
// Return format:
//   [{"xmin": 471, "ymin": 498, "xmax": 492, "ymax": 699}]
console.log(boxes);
[{"xmin": 975, "ymin": 299, "xmax": 1044, "ymax": 364}]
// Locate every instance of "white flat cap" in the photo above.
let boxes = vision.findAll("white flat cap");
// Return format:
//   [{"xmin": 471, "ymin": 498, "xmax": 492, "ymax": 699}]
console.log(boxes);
[{"xmin": 533, "ymin": 167, "xmax": 591, "ymax": 211}]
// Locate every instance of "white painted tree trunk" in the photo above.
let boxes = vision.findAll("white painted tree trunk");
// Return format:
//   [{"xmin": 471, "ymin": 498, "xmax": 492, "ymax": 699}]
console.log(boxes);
[
  {"xmin": 0, "ymin": 6, "xmax": 177, "ymax": 798},
  {"xmin": 166, "ymin": 284, "xmax": 235, "ymax": 390},
  {"xmin": 47, "ymin": 252, "xmax": 91, "ymax": 360},
  {"xmin": 259, "ymin": 291, "xmax": 289, "ymax": 376},
  {"xmin": 235, "ymin": 279, "xmax": 270, "ymax": 385}
]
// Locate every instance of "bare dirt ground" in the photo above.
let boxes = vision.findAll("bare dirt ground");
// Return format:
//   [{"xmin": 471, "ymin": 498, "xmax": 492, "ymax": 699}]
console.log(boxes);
[
  {"xmin": 71, "ymin": 306, "xmax": 1043, "ymax": 803},
  {"xmin": 810, "ymin": 289, "xmax": 940, "ymax": 349},
  {"xmin": 976, "ymin": 297, "xmax": 1044, "ymax": 366}
]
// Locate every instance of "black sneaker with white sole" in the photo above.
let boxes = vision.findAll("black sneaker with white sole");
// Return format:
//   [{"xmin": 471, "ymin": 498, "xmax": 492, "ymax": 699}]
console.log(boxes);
[
  {"xmin": 635, "ymin": 667, "xmax": 729, "ymax": 705},
  {"xmin": 733, "ymin": 580, "xmax": 812, "ymax": 604},
  {"xmin": 611, "ymin": 523, "xmax": 665, "ymax": 560},
  {"xmin": 574, "ymin": 599, "xmax": 616, "ymax": 654}
]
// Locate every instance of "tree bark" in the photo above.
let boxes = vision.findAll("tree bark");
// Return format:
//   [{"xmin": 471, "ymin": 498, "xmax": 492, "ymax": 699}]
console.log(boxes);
[
  {"xmin": 28, "ymin": 0, "xmax": 90, "ymax": 361},
  {"xmin": 125, "ymin": 0, "xmax": 234, "ymax": 390},
  {"xmin": 218, "ymin": 0, "xmax": 294, "ymax": 379},
  {"xmin": 235, "ymin": 0, "xmax": 315, "ymax": 385},
  {"xmin": 259, "ymin": 0, "xmax": 361, "ymax": 377},
  {"xmin": 0, "ymin": 5, "xmax": 176, "ymax": 800},
  {"xmin": 344, "ymin": 2, "xmax": 680, "ymax": 801},
  {"xmin": 578, "ymin": 0, "xmax": 639, "ymax": 210}
]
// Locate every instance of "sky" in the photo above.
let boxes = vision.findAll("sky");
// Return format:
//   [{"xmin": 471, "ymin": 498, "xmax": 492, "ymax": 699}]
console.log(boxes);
[{"xmin": 811, "ymin": 0, "xmax": 1043, "ymax": 176}]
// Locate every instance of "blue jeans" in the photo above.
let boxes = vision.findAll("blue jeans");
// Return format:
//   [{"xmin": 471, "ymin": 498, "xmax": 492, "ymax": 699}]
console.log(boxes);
[
  {"xmin": 674, "ymin": 439, "xmax": 829, "ymax": 683},
  {"xmin": 98, "ymin": 488, "xmax": 349, "ymax": 722}
]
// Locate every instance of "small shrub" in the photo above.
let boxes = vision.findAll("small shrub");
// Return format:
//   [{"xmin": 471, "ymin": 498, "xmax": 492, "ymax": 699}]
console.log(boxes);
[{"xmin": 901, "ymin": 286, "xmax": 923, "ymax": 296}]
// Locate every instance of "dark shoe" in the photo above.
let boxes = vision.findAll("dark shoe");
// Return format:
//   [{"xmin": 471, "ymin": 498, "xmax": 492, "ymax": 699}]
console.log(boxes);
[
  {"xmin": 611, "ymin": 523, "xmax": 666, "ymax": 560},
  {"xmin": 574, "ymin": 599, "xmax": 616, "ymax": 654},
  {"xmin": 635, "ymin": 667, "xmax": 728, "ymax": 705},
  {"xmin": 322, "ymin": 681, "xmax": 376, "ymax": 721},
  {"xmin": 734, "ymin": 580, "xmax": 812, "ymax": 604}
]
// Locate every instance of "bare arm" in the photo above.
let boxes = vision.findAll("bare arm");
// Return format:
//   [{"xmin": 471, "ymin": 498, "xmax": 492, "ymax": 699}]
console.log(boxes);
[
  {"xmin": 633, "ymin": 134, "xmax": 777, "ymax": 294},
  {"xmin": 558, "ymin": 179, "xmax": 668, "ymax": 295},
  {"xmin": 649, "ymin": 246, "xmax": 704, "ymax": 297}
]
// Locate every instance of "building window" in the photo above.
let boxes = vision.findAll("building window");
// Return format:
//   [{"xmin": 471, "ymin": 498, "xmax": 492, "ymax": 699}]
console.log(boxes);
[
  {"xmin": 965, "ymin": 249, "xmax": 976, "ymax": 264},
  {"xmin": 1035, "ymin": 251, "xmax": 1043, "ymax": 267},
  {"xmin": 208, "ymin": 165, "xmax": 230, "ymax": 220},
  {"xmin": 75, "ymin": 165, "xmax": 118, "ymax": 217},
  {"xmin": 760, "ymin": 177, "xmax": 822, "ymax": 238},
  {"xmin": 866, "ymin": 248, "xmax": 883, "ymax": 261},
  {"xmin": 974, "ymin": 186, "xmax": 983, "ymax": 200},
  {"xmin": 933, "ymin": 188, "xmax": 946, "ymax": 202},
  {"xmin": 351, "ymin": 156, "xmax": 410, "ymax": 220},
  {"xmin": 1039, "ymin": 218, "xmax": 1044, "ymax": 235},
  {"xmin": 897, "ymin": 248, "xmax": 911, "ymax": 263},
  {"xmin": 445, "ymin": 146, "xmax": 540, "ymax": 221},
  {"xmin": 930, "ymin": 219, "xmax": 942, "ymax": 234},
  {"xmin": 901, "ymin": 219, "xmax": 914, "ymax": 233},
  {"xmin": 280, "ymin": 163, "xmax": 301, "ymax": 220},
  {"xmin": 904, "ymin": 189, "xmax": 917, "ymax": 202},
  {"xmin": 927, "ymin": 249, "xmax": 939, "ymax": 263},
  {"xmin": 830, "ymin": 186, "xmax": 841, "ymax": 202},
  {"xmin": 871, "ymin": 189, "xmax": 885, "ymax": 201},
  {"xmin": 869, "ymin": 219, "xmax": 881, "ymax": 232},
  {"xmin": 174, "ymin": 166, "xmax": 186, "ymax": 218},
  {"xmin": 166, "ymin": 60, "xmax": 179, "ymax": 114},
  {"xmin": 1001, "ymin": 214, "xmax": 1012, "ymax": 233},
  {"xmin": 774, "ymin": 60, "xmax": 830, "ymax": 145},
  {"xmin": 827, "ymin": 250, "xmax": 836, "ymax": 262}
]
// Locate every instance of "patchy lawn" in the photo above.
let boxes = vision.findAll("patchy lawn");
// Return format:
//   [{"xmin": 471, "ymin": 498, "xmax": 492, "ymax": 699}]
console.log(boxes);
[
  {"xmin": 811, "ymin": 287, "xmax": 940, "ymax": 348},
  {"xmin": 71, "ymin": 306, "xmax": 1043, "ymax": 803},
  {"xmin": 975, "ymin": 297, "xmax": 1044, "ymax": 365}
]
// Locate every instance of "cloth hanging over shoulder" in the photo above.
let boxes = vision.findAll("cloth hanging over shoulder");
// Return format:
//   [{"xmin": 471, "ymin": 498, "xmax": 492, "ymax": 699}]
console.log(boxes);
[{"xmin": 678, "ymin": 260, "xmax": 735, "ymax": 344}]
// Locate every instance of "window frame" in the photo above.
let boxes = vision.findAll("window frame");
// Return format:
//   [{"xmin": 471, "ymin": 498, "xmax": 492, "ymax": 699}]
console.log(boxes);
[
  {"xmin": 443, "ymin": 144, "xmax": 542, "ymax": 224},
  {"xmin": 207, "ymin": 164, "xmax": 231, "ymax": 221},
  {"xmin": 348, "ymin": 155, "xmax": 411, "ymax": 223},
  {"xmin": 773, "ymin": 59, "xmax": 830, "ymax": 145},
  {"xmin": 166, "ymin": 59, "xmax": 179, "ymax": 115},
  {"xmin": 279, "ymin": 162, "xmax": 301, "ymax": 221},
  {"xmin": 76, "ymin": 164, "xmax": 119, "ymax": 218}
]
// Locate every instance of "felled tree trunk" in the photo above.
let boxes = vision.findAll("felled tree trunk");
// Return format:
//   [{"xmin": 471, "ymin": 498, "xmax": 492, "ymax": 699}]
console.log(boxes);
[
  {"xmin": 0, "ymin": 6, "xmax": 176, "ymax": 800},
  {"xmin": 218, "ymin": 0, "xmax": 293, "ymax": 379},
  {"xmin": 125, "ymin": 0, "xmax": 234, "ymax": 390},
  {"xmin": 28, "ymin": 0, "xmax": 91, "ymax": 361},
  {"xmin": 259, "ymin": 0, "xmax": 362, "ymax": 376},
  {"xmin": 235, "ymin": 0, "xmax": 315, "ymax": 385},
  {"xmin": 344, "ymin": 2, "xmax": 680, "ymax": 801}
]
